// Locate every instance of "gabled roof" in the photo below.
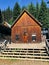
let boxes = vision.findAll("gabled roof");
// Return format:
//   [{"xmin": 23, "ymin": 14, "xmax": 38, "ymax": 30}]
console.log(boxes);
[{"xmin": 11, "ymin": 9, "xmax": 42, "ymax": 28}]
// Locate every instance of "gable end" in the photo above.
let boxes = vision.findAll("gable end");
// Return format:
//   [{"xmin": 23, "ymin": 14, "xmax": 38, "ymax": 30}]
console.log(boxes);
[{"xmin": 11, "ymin": 9, "xmax": 42, "ymax": 28}]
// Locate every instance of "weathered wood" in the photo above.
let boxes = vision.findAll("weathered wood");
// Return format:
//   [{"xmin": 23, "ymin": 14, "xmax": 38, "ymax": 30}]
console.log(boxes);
[{"xmin": 11, "ymin": 10, "xmax": 41, "ymax": 43}]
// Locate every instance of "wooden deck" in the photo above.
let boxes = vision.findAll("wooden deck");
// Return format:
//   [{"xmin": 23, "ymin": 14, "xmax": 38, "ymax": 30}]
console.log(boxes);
[
  {"xmin": 0, "ymin": 41, "xmax": 49, "ymax": 61},
  {"xmin": 7, "ymin": 42, "xmax": 46, "ymax": 49}
]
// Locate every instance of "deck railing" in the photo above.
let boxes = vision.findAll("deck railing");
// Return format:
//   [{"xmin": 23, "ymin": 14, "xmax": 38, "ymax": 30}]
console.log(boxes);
[{"xmin": 46, "ymin": 39, "xmax": 49, "ymax": 55}]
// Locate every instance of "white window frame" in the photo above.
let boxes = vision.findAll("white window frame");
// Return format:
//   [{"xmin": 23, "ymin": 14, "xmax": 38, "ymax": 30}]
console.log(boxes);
[{"xmin": 32, "ymin": 34, "xmax": 36, "ymax": 41}]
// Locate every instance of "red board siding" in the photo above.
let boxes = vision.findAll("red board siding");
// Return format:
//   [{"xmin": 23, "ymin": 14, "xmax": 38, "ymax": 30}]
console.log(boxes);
[{"xmin": 11, "ymin": 12, "xmax": 41, "ymax": 43}]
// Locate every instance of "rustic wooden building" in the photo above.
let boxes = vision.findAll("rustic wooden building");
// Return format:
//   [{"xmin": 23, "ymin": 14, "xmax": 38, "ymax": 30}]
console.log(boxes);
[{"xmin": 11, "ymin": 10, "xmax": 42, "ymax": 43}]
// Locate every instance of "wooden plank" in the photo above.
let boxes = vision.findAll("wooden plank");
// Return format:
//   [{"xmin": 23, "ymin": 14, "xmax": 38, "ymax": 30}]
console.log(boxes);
[
  {"xmin": 0, "ymin": 55, "xmax": 49, "ymax": 58},
  {"xmin": 2, "ymin": 51, "xmax": 46, "ymax": 54}
]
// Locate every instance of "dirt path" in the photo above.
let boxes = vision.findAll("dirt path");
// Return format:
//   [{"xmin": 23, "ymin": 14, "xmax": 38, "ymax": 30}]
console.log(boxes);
[{"xmin": 0, "ymin": 59, "xmax": 49, "ymax": 65}]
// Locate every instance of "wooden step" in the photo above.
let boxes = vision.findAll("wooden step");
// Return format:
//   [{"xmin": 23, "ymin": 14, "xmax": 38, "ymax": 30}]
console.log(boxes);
[
  {"xmin": 0, "ymin": 55, "xmax": 49, "ymax": 58},
  {"xmin": 1, "ymin": 51, "xmax": 47, "ymax": 54},
  {"xmin": 2, "ymin": 47, "xmax": 45, "ymax": 51},
  {"xmin": 3, "ymin": 49, "xmax": 46, "ymax": 52}
]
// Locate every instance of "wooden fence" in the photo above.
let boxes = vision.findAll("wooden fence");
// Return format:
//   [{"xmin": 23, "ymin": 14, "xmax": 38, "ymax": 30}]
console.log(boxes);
[{"xmin": 46, "ymin": 39, "xmax": 49, "ymax": 55}]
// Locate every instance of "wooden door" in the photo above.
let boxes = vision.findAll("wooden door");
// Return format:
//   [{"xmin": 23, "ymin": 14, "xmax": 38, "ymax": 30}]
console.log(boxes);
[{"xmin": 23, "ymin": 32, "xmax": 28, "ymax": 43}]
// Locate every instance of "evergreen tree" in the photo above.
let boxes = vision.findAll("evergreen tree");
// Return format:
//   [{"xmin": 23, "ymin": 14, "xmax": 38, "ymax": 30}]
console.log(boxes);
[
  {"xmin": 36, "ymin": 2, "xmax": 39, "ymax": 20},
  {"xmin": 28, "ymin": 2, "xmax": 36, "ymax": 17},
  {"xmin": 8, "ymin": 17, "xmax": 13, "ymax": 25},
  {"xmin": 38, "ymin": 0, "xmax": 48, "ymax": 28},
  {"xmin": 22, "ymin": 6, "xmax": 27, "ymax": 11},
  {"xmin": 0, "ymin": 9, "xmax": 3, "ymax": 24},
  {"xmin": 2, "ymin": 7, "xmax": 12, "ymax": 22},
  {"xmin": 2, "ymin": 10, "xmax": 6, "ymax": 21},
  {"xmin": 47, "ymin": 8, "xmax": 49, "ymax": 27},
  {"xmin": 5, "ymin": 7, "xmax": 12, "ymax": 22},
  {"xmin": 13, "ymin": 2, "xmax": 21, "ymax": 21}
]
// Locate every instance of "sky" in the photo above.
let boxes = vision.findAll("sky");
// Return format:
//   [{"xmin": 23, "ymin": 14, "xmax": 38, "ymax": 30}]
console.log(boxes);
[{"xmin": 0, "ymin": 0, "xmax": 49, "ymax": 10}]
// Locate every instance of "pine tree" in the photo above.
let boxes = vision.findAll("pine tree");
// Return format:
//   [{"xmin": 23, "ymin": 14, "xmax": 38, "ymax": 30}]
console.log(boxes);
[
  {"xmin": 13, "ymin": 2, "xmax": 21, "ymax": 21},
  {"xmin": 36, "ymin": 2, "xmax": 39, "ymax": 20},
  {"xmin": 38, "ymin": 0, "xmax": 48, "ymax": 28},
  {"xmin": 0, "ymin": 9, "xmax": 3, "ymax": 24},
  {"xmin": 2, "ymin": 7, "xmax": 12, "ymax": 22},
  {"xmin": 22, "ymin": 6, "xmax": 27, "ymax": 11},
  {"xmin": 6, "ymin": 7, "xmax": 12, "ymax": 22},
  {"xmin": 28, "ymin": 2, "xmax": 36, "ymax": 17},
  {"xmin": 2, "ymin": 10, "xmax": 6, "ymax": 21},
  {"xmin": 47, "ymin": 8, "xmax": 49, "ymax": 27}
]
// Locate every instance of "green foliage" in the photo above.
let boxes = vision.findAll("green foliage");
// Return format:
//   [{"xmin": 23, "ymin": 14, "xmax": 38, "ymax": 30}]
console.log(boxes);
[
  {"xmin": 6, "ymin": 7, "xmax": 12, "ymax": 22},
  {"xmin": 38, "ymin": 0, "xmax": 48, "ymax": 28},
  {"xmin": 2, "ymin": 7, "xmax": 12, "ymax": 23},
  {"xmin": 8, "ymin": 18, "xmax": 13, "ymax": 25},
  {"xmin": 13, "ymin": 2, "xmax": 21, "ymax": 21},
  {"xmin": 1, "ymin": 1, "xmax": 49, "ymax": 28},
  {"xmin": 35, "ymin": 2, "xmax": 39, "ymax": 20},
  {"xmin": 2, "ymin": 10, "xmax": 6, "ymax": 21},
  {"xmin": 28, "ymin": 2, "xmax": 36, "ymax": 17},
  {"xmin": 47, "ymin": 8, "xmax": 49, "ymax": 28},
  {"xmin": 22, "ymin": 6, "xmax": 27, "ymax": 11},
  {"xmin": 0, "ymin": 9, "xmax": 3, "ymax": 24}
]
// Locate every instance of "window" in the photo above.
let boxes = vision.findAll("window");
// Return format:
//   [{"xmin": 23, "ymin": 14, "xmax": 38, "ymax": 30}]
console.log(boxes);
[
  {"xmin": 16, "ymin": 35, "xmax": 19, "ymax": 40},
  {"xmin": 32, "ymin": 34, "xmax": 36, "ymax": 41},
  {"xmin": 24, "ymin": 32, "xmax": 27, "ymax": 36}
]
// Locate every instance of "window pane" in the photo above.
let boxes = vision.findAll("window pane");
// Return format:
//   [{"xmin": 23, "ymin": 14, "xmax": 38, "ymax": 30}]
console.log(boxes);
[
  {"xmin": 16, "ymin": 35, "xmax": 19, "ymax": 40},
  {"xmin": 32, "ymin": 35, "xmax": 36, "ymax": 41}
]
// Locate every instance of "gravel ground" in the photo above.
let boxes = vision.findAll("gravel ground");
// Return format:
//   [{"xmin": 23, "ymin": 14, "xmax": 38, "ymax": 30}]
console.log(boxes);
[{"xmin": 0, "ymin": 59, "xmax": 49, "ymax": 65}]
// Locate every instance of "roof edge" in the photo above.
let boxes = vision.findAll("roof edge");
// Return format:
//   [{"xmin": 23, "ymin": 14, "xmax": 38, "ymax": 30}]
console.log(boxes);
[{"xmin": 11, "ymin": 9, "xmax": 42, "ymax": 28}]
